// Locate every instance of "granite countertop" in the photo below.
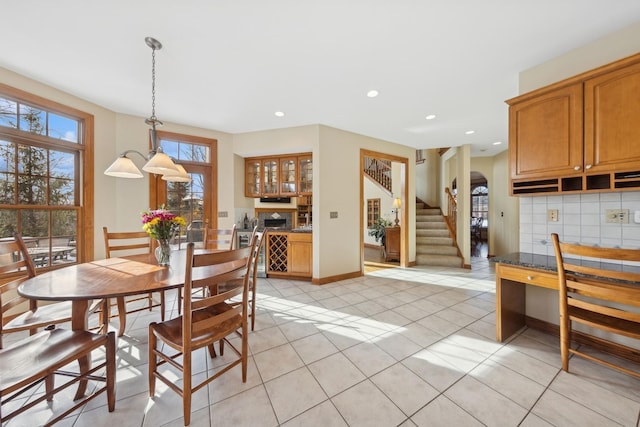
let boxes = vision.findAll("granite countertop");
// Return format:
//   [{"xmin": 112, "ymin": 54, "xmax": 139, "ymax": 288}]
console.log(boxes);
[
  {"xmin": 491, "ymin": 252, "xmax": 559, "ymax": 272},
  {"xmin": 492, "ymin": 252, "xmax": 640, "ymax": 277}
]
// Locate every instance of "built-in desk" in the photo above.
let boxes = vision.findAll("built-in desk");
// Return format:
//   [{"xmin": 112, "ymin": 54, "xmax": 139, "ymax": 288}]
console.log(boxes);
[
  {"xmin": 492, "ymin": 253, "xmax": 560, "ymax": 342},
  {"xmin": 492, "ymin": 253, "xmax": 640, "ymax": 362}
]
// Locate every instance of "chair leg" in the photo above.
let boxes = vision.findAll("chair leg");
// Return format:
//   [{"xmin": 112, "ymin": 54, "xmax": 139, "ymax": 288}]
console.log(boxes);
[
  {"xmin": 106, "ymin": 332, "xmax": 116, "ymax": 412},
  {"xmin": 45, "ymin": 374, "xmax": 54, "ymax": 401},
  {"xmin": 207, "ymin": 343, "xmax": 217, "ymax": 358},
  {"xmin": 148, "ymin": 326, "xmax": 157, "ymax": 397},
  {"xmin": 160, "ymin": 291, "xmax": 165, "ymax": 321},
  {"xmin": 241, "ymin": 321, "xmax": 248, "ymax": 382},
  {"xmin": 74, "ymin": 353, "xmax": 91, "ymax": 400},
  {"xmin": 116, "ymin": 297, "xmax": 127, "ymax": 337},
  {"xmin": 183, "ymin": 352, "xmax": 192, "ymax": 426}
]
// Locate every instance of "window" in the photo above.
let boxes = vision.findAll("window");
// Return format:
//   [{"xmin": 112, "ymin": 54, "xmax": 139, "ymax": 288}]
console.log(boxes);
[
  {"xmin": 151, "ymin": 131, "xmax": 216, "ymax": 246},
  {"xmin": 472, "ymin": 185, "xmax": 488, "ymax": 222},
  {"xmin": 0, "ymin": 84, "xmax": 94, "ymax": 268},
  {"xmin": 367, "ymin": 198, "xmax": 381, "ymax": 228}
]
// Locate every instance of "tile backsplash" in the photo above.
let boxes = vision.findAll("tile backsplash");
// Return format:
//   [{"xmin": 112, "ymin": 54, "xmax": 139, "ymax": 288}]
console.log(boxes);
[{"xmin": 519, "ymin": 191, "xmax": 640, "ymax": 256}]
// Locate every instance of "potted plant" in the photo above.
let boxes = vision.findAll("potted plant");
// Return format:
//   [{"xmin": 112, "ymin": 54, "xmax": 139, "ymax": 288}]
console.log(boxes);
[{"xmin": 368, "ymin": 217, "xmax": 393, "ymax": 245}]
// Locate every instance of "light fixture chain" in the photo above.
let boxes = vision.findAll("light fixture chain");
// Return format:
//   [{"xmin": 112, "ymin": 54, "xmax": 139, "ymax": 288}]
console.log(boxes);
[{"xmin": 150, "ymin": 45, "xmax": 157, "ymax": 121}]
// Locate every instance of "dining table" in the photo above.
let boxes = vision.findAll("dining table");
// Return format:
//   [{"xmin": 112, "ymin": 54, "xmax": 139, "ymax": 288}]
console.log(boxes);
[{"xmin": 17, "ymin": 248, "xmax": 243, "ymax": 332}]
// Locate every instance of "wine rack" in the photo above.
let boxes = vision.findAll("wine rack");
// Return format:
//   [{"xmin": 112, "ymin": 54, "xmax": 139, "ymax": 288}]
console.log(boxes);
[{"xmin": 267, "ymin": 233, "xmax": 288, "ymax": 272}]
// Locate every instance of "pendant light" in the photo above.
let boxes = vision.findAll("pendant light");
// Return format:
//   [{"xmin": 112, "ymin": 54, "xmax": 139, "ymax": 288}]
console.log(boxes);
[{"xmin": 104, "ymin": 37, "xmax": 190, "ymax": 182}]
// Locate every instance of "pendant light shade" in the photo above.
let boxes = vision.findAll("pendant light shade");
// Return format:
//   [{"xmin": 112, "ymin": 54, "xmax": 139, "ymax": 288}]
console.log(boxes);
[
  {"xmin": 105, "ymin": 156, "xmax": 144, "ymax": 178},
  {"xmin": 142, "ymin": 150, "xmax": 180, "ymax": 175},
  {"xmin": 162, "ymin": 164, "xmax": 191, "ymax": 182}
]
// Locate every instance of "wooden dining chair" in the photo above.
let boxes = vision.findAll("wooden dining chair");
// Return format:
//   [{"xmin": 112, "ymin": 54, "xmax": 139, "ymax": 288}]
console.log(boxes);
[
  {"xmin": 149, "ymin": 237, "xmax": 256, "ymax": 426},
  {"xmin": 103, "ymin": 226, "xmax": 166, "ymax": 337},
  {"xmin": 218, "ymin": 226, "xmax": 265, "ymax": 330},
  {"xmin": 551, "ymin": 233, "xmax": 640, "ymax": 379},
  {"xmin": 202, "ymin": 224, "xmax": 237, "ymax": 250},
  {"xmin": 0, "ymin": 328, "xmax": 116, "ymax": 425},
  {"xmin": 0, "ymin": 233, "xmax": 74, "ymax": 349}
]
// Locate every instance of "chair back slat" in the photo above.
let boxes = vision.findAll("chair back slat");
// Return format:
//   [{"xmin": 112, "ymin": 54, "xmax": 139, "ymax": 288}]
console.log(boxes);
[
  {"xmin": 102, "ymin": 227, "xmax": 151, "ymax": 258},
  {"xmin": 202, "ymin": 224, "xmax": 237, "ymax": 250}
]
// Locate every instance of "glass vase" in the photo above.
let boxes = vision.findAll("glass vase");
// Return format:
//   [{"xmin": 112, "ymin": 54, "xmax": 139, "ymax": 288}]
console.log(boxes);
[{"xmin": 155, "ymin": 238, "xmax": 172, "ymax": 266}]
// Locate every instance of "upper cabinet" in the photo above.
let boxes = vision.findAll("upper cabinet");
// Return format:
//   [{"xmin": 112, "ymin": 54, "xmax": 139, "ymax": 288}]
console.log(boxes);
[
  {"xmin": 509, "ymin": 83, "xmax": 583, "ymax": 180},
  {"xmin": 245, "ymin": 153, "xmax": 312, "ymax": 198},
  {"xmin": 245, "ymin": 157, "xmax": 279, "ymax": 198},
  {"xmin": 298, "ymin": 155, "xmax": 312, "ymax": 196},
  {"xmin": 584, "ymin": 61, "xmax": 640, "ymax": 173},
  {"xmin": 507, "ymin": 53, "xmax": 640, "ymax": 196}
]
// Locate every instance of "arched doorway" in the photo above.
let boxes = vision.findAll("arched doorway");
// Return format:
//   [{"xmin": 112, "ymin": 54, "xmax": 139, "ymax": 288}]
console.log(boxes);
[{"xmin": 470, "ymin": 171, "xmax": 488, "ymax": 258}]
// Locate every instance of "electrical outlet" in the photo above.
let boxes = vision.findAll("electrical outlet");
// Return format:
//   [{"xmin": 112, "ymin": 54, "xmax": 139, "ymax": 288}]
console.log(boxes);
[
  {"xmin": 605, "ymin": 209, "xmax": 629, "ymax": 224},
  {"xmin": 547, "ymin": 209, "xmax": 558, "ymax": 222},
  {"xmin": 218, "ymin": 211, "xmax": 228, "ymax": 218}
]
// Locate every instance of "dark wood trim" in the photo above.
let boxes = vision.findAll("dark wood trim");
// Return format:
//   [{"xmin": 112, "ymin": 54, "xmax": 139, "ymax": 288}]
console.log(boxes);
[{"xmin": 0, "ymin": 83, "xmax": 94, "ymax": 262}]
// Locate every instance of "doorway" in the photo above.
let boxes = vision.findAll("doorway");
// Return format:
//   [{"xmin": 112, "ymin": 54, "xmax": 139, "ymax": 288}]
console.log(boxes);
[
  {"xmin": 470, "ymin": 171, "xmax": 488, "ymax": 258},
  {"xmin": 360, "ymin": 149, "xmax": 409, "ymax": 273}
]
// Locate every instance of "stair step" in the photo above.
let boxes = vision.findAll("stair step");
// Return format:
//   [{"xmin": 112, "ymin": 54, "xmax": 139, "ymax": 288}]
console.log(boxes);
[
  {"xmin": 416, "ymin": 236, "xmax": 453, "ymax": 246},
  {"xmin": 416, "ymin": 214, "xmax": 444, "ymax": 222},
  {"xmin": 416, "ymin": 245, "xmax": 458, "ymax": 256},
  {"xmin": 415, "ymin": 254, "xmax": 463, "ymax": 268},
  {"xmin": 416, "ymin": 222, "xmax": 447, "ymax": 230},
  {"xmin": 416, "ymin": 209, "xmax": 441, "ymax": 215},
  {"xmin": 416, "ymin": 229, "xmax": 450, "ymax": 237}
]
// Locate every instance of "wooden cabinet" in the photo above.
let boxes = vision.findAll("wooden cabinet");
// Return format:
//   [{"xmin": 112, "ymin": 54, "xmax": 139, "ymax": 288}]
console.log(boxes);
[
  {"xmin": 507, "ymin": 53, "xmax": 640, "ymax": 196},
  {"xmin": 584, "ymin": 61, "xmax": 640, "ymax": 173},
  {"xmin": 288, "ymin": 233, "xmax": 312, "ymax": 276},
  {"xmin": 244, "ymin": 157, "xmax": 279, "ymax": 197},
  {"xmin": 384, "ymin": 227, "xmax": 400, "ymax": 262},
  {"xmin": 245, "ymin": 153, "xmax": 312, "ymax": 198},
  {"xmin": 266, "ymin": 231, "xmax": 312, "ymax": 279},
  {"xmin": 298, "ymin": 155, "xmax": 312, "ymax": 195},
  {"xmin": 279, "ymin": 156, "xmax": 298, "ymax": 196},
  {"xmin": 509, "ymin": 83, "xmax": 583, "ymax": 180}
]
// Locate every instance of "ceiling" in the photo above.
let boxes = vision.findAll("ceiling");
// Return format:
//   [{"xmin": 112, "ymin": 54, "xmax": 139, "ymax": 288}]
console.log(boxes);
[{"xmin": 3, "ymin": 2, "xmax": 640, "ymax": 158}]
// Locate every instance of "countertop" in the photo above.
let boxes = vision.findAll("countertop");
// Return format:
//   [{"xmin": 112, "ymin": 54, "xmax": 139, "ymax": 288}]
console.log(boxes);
[{"xmin": 491, "ymin": 252, "xmax": 640, "ymax": 276}]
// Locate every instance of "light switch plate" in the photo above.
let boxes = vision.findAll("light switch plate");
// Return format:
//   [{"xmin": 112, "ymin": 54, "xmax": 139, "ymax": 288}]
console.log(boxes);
[
  {"xmin": 547, "ymin": 209, "xmax": 558, "ymax": 222},
  {"xmin": 330, "ymin": 211, "xmax": 338, "ymax": 219}
]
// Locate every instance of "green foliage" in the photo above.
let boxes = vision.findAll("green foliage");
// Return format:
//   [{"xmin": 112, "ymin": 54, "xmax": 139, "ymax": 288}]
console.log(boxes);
[{"xmin": 368, "ymin": 217, "xmax": 393, "ymax": 243}]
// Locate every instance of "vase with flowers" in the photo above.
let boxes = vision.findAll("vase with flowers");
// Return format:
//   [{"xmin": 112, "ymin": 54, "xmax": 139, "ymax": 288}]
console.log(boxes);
[{"xmin": 141, "ymin": 206, "xmax": 186, "ymax": 266}]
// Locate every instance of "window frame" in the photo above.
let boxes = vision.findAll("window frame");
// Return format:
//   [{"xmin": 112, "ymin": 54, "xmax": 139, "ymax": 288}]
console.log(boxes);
[{"xmin": 0, "ymin": 83, "xmax": 94, "ymax": 265}]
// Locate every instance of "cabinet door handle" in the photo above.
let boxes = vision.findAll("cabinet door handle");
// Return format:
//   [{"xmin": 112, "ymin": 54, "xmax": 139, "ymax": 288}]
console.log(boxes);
[
  {"xmin": 585, "ymin": 164, "xmax": 592, "ymax": 170},
  {"xmin": 527, "ymin": 275, "xmax": 533, "ymax": 281},
  {"xmin": 573, "ymin": 165, "xmax": 581, "ymax": 171}
]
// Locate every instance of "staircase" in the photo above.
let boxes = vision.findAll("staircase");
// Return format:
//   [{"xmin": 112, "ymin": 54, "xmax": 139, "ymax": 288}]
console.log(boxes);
[{"xmin": 415, "ymin": 201, "xmax": 463, "ymax": 268}]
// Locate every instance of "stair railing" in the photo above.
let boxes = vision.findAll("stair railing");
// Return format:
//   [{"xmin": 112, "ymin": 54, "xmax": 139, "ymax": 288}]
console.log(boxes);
[
  {"xmin": 444, "ymin": 187, "xmax": 457, "ymax": 240},
  {"xmin": 363, "ymin": 156, "xmax": 392, "ymax": 193}
]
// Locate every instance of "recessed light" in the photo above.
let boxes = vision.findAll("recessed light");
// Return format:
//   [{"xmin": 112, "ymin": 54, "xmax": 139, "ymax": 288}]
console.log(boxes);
[
  {"xmin": 425, "ymin": 114, "xmax": 436, "ymax": 120},
  {"xmin": 275, "ymin": 111, "xmax": 285, "ymax": 117},
  {"xmin": 465, "ymin": 130, "xmax": 475, "ymax": 135},
  {"xmin": 493, "ymin": 141, "xmax": 502, "ymax": 145},
  {"xmin": 367, "ymin": 90, "xmax": 379, "ymax": 98}
]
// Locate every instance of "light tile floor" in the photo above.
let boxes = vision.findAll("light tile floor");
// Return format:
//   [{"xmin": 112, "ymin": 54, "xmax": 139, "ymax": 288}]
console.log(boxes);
[{"xmin": 4, "ymin": 256, "xmax": 640, "ymax": 426}]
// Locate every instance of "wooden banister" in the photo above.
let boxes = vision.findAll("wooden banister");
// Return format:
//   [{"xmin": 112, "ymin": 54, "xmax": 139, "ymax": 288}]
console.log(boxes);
[{"xmin": 444, "ymin": 187, "xmax": 457, "ymax": 241}]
